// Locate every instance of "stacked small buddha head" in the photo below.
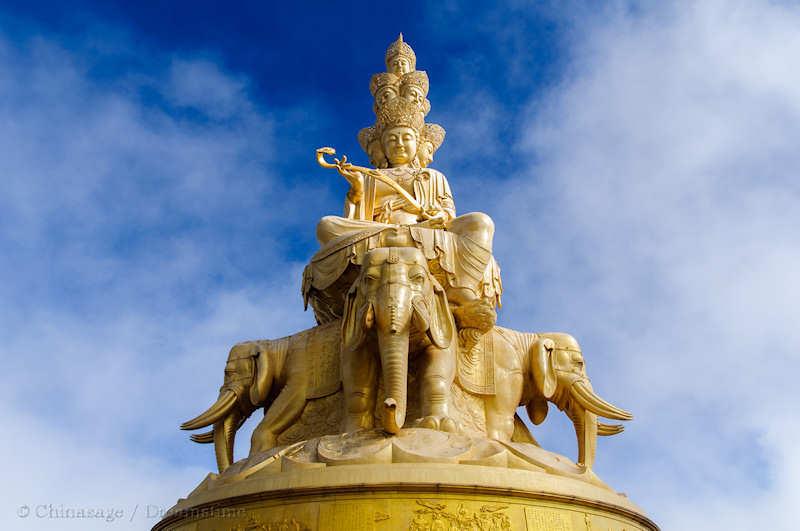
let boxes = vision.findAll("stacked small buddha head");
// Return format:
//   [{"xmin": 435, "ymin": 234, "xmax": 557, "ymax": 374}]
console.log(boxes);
[{"xmin": 358, "ymin": 34, "xmax": 445, "ymax": 169}]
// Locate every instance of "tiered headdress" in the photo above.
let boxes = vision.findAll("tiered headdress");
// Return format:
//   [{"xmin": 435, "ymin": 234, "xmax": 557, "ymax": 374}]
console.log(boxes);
[
  {"xmin": 384, "ymin": 33, "xmax": 416, "ymax": 73},
  {"xmin": 358, "ymin": 34, "xmax": 445, "ymax": 168}
]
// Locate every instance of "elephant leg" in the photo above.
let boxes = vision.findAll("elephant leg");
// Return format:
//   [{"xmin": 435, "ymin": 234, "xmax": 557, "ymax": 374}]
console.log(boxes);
[
  {"xmin": 416, "ymin": 345, "xmax": 458, "ymax": 432},
  {"xmin": 485, "ymin": 367, "xmax": 523, "ymax": 441},
  {"xmin": 342, "ymin": 345, "xmax": 378, "ymax": 432},
  {"xmin": 249, "ymin": 383, "xmax": 307, "ymax": 455}
]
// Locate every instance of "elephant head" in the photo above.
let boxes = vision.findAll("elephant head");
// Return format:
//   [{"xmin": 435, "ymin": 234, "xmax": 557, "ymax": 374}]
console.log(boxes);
[
  {"xmin": 342, "ymin": 246, "xmax": 454, "ymax": 434},
  {"xmin": 180, "ymin": 341, "xmax": 272, "ymax": 472},
  {"xmin": 528, "ymin": 333, "xmax": 632, "ymax": 469}
]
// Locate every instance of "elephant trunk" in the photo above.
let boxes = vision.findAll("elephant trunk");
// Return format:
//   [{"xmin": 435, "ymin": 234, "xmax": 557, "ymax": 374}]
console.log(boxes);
[
  {"xmin": 373, "ymin": 279, "xmax": 413, "ymax": 434},
  {"xmin": 382, "ymin": 283, "xmax": 413, "ymax": 335},
  {"xmin": 213, "ymin": 409, "xmax": 242, "ymax": 473},
  {"xmin": 377, "ymin": 330, "xmax": 409, "ymax": 434}
]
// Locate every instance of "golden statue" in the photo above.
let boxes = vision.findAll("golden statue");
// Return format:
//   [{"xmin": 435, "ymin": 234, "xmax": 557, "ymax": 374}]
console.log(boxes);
[{"xmin": 156, "ymin": 35, "xmax": 659, "ymax": 531}]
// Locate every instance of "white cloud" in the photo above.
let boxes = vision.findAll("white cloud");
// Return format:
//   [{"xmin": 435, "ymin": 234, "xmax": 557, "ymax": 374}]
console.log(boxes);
[
  {"xmin": 0, "ymin": 28, "xmax": 318, "ymax": 530},
  {"xmin": 484, "ymin": 1, "xmax": 800, "ymax": 529},
  {"xmin": 3, "ymin": 3, "xmax": 799, "ymax": 529},
  {"xmin": 1, "ymin": 403, "xmax": 206, "ymax": 530},
  {"xmin": 164, "ymin": 59, "xmax": 249, "ymax": 120}
]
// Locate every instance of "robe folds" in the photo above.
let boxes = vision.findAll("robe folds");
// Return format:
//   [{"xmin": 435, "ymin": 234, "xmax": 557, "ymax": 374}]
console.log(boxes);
[{"xmin": 303, "ymin": 167, "xmax": 502, "ymax": 323}]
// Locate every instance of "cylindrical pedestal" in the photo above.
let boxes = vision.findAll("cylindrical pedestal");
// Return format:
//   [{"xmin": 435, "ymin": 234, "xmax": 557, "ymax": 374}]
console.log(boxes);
[{"xmin": 154, "ymin": 463, "xmax": 658, "ymax": 530}]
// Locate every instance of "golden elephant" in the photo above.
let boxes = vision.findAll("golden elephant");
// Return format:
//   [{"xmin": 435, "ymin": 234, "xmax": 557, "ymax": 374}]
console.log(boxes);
[
  {"xmin": 341, "ymin": 246, "xmax": 459, "ymax": 434},
  {"xmin": 180, "ymin": 321, "xmax": 341, "ymax": 473},
  {"xmin": 472, "ymin": 327, "xmax": 633, "ymax": 468}
]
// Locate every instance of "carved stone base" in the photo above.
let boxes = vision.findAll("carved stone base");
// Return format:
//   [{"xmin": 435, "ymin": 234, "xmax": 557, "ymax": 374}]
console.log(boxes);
[{"xmin": 155, "ymin": 431, "xmax": 657, "ymax": 530}]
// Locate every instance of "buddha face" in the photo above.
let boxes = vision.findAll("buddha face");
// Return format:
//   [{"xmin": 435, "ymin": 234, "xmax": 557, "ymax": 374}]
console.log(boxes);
[
  {"xmin": 375, "ymin": 85, "xmax": 398, "ymax": 106},
  {"xmin": 388, "ymin": 56, "xmax": 412, "ymax": 75},
  {"xmin": 417, "ymin": 140, "xmax": 434, "ymax": 168},
  {"xmin": 381, "ymin": 126, "xmax": 418, "ymax": 166},
  {"xmin": 401, "ymin": 85, "xmax": 425, "ymax": 106}
]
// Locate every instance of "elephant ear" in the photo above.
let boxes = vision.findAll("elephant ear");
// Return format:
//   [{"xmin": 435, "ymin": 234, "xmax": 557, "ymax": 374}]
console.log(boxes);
[
  {"xmin": 527, "ymin": 395, "xmax": 549, "ymax": 425},
  {"xmin": 531, "ymin": 337, "xmax": 557, "ymax": 400},
  {"xmin": 249, "ymin": 340, "xmax": 280, "ymax": 406},
  {"xmin": 425, "ymin": 277, "xmax": 454, "ymax": 349},
  {"xmin": 341, "ymin": 281, "xmax": 371, "ymax": 353}
]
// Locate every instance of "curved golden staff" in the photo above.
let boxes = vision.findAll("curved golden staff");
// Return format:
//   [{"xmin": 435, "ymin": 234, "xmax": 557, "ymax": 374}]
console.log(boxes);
[{"xmin": 316, "ymin": 147, "xmax": 433, "ymax": 218}]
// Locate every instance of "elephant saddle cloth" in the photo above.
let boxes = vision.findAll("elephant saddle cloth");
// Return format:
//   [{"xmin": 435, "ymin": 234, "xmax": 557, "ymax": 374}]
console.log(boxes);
[
  {"xmin": 456, "ymin": 330, "xmax": 495, "ymax": 395},
  {"xmin": 302, "ymin": 220, "xmax": 503, "ymax": 324}
]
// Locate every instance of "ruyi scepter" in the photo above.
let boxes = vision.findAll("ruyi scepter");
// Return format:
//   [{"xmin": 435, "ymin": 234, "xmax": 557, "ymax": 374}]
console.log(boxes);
[{"xmin": 316, "ymin": 147, "xmax": 439, "ymax": 221}]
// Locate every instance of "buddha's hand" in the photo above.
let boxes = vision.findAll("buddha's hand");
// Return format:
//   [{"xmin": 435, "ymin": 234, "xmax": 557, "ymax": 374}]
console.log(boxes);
[
  {"xmin": 340, "ymin": 167, "xmax": 364, "ymax": 203},
  {"xmin": 418, "ymin": 209, "xmax": 448, "ymax": 228},
  {"xmin": 345, "ymin": 177, "xmax": 364, "ymax": 204},
  {"xmin": 316, "ymin": 148, "xmax": 364, "ymax": 202}
]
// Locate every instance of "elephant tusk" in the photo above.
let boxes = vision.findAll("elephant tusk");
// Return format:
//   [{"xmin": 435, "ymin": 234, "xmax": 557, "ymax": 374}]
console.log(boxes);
[
  {"xmin": 597, "ymin": 422, "xmax": 625, "ymax": 436},
  {"xmin": 570, "ymin": 381, "xmax": 633, "ymax": 421},
  {"xmin": 180, "ymin": 390, "xmax": 238, "ymax": 430},
  {"xmin": 190, "ymin": 430, "xmax": 214, "ymax": 444}
]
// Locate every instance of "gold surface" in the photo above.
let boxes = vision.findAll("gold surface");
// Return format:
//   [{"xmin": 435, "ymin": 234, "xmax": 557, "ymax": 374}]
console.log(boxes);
[
  {"xmin": 154, "ymin": 462, "xmax": 657, "ymax": 531},
  {"xmin": 166, "ymin": 34, "xmax": 657, "ymax": 531}
]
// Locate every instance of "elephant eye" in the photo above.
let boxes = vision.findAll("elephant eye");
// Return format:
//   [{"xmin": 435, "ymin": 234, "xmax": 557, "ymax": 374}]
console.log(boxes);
[{"xmin": 409, "ymin": 268, "xmax": 426, "ymax": 282}]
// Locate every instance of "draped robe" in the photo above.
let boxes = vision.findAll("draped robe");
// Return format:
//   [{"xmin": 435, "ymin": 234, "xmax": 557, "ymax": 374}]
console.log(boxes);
[{"xmin": 303, "ymin": 167, "xmax": 502, "ymax": 323}]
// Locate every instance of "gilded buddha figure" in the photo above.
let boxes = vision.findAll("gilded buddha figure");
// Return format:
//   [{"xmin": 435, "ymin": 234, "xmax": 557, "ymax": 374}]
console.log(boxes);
[
  {"xmin": 304, "ymin": 35, "xmax": 502, "ymax": 340},
  {"xmin": 167, "ymin": 34, "xmax": 655, "ymax": 531}
]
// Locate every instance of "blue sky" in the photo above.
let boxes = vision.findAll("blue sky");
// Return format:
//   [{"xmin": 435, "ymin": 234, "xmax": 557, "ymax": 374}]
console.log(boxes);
[{"xmin": 1, "ymin": 1, "xmax": 799, "ymax": 529}]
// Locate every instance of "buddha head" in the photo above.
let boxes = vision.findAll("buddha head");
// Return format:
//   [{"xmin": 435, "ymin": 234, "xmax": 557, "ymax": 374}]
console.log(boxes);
[
  {"xmin": 357, "ymin": 36, "xmax": 445, "ymax": 168},
  {"xmin": 376, "ymin": 98, "xmax": 424, "ymax": 167},
  {"xmin": 385, "ymin": 34, "xmax": 416, "ymax": 76},
  {"xmin": 370, "ymin": 72, "xmax": 400, "ymax": 111},
  {"xmin": 401, "ymin": 84, "xmax": 426, "ymax": 107},
  {"xmin": 417, "ymin": 140, "xmax": 434, "ymax": 168},
  {"xmin": 400, "ymin": 71, "xmax": 430, "ymax": 115},
  {"xmin": 358, "ymin": 126, "xmax": 388, "ymax": 169},
  {"xmin": 381, "ymin": 126, "xmax": 418, "ymax": 167},
  {"xmin": 419, "ymin": 123, "xmax": 445, "ymax": 168}
]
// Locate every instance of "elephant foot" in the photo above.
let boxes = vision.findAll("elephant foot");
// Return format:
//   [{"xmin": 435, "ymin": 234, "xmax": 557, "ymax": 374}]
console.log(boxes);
[
  {"xmin": 249, "ymin": 428, "xmax": 277, "ymax": 456},
  {"xmin": 344, "ymin": 412, "xmax": 374, "ymax": 433},
  {"xmin": 414, "ymin": 415, "xmax": 460, "ymax": 433},
  {"xmin": 486, "ymin": 429, "xmax": 513, "ymax": 442}
]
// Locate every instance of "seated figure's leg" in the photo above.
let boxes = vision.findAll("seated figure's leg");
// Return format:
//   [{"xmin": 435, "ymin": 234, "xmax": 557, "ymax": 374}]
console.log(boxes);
[
  {"xmin": 447, "ymin": 212, "xmax": 495, "ymax": 251},
  {"xmin": 316, "ymin": 215, "xmax": 388, "ymax": 245},
  {"xmin": 442, "ymin": 212, "xmax": 498, "ymax": 308},
  {"xmin": 316, "ymin": 215, "xmax": 348, "ymax": 245},
  {"xmin": 442, "ymin": 212, "xmax": 500, "ymax": 351}
]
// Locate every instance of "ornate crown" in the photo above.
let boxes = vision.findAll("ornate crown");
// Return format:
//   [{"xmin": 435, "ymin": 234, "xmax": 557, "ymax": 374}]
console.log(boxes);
[
  {"xmin": 358, "ymin": 34, "xmax": 445, "ymax": 167},
  {"xmin": 369, "ymin": 72, "xmax": 400, "ymax": 97},
  {"xmin": 385, "ymin": 33, "xmax": 416, "ymax": 72},
  {"xmin": 357, "ymin": 126, "xmax": 376, "ymax": 153},
  {"xmin": 400, "ymin": 70, "xmax": 429, "ymax": 97},
  {"xmin": 376, "ymin": 97, "xmax": 425, "ymax": 136},
  {"xmin": 423, "ymin": 123, "xmax": 445, "ymax": 151}
]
